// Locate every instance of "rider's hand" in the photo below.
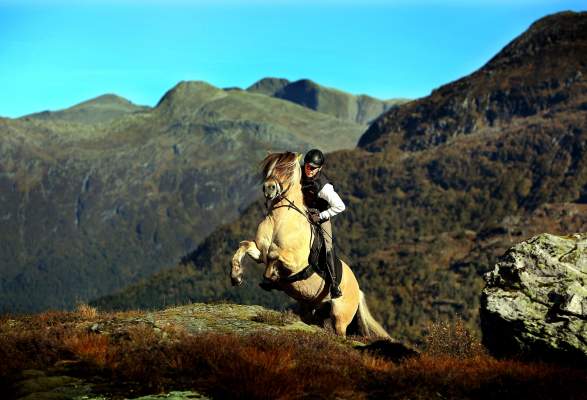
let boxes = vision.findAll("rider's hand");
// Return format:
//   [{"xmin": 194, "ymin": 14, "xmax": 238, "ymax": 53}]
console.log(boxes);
[{"xmin": 309, "ymin": 211, "xmax": 322, "ymax": 224}]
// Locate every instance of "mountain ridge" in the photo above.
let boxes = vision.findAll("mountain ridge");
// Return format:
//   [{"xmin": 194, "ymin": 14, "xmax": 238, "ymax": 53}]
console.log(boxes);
[
  {"xmin": 23, "ymin": 93, "xmax": 150, "ymax": 124},
  {"xmin": 358, "ymin": 10, "xmax": 587, "ymax": 152},
  {"xmin": 247, "ymin": 77, "xmax": 408, "ymax": 124}
]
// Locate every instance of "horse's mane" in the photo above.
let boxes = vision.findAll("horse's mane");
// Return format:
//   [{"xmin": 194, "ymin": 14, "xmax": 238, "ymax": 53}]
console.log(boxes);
[{"xmin": 260, "ymin": 152, "xmax": 300, "ymax": 187}]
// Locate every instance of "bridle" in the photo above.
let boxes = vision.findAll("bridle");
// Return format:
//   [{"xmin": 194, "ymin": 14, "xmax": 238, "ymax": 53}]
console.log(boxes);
[{"xmin": 264, "ymin": 174, "xmax": 307, "ymax": 218}]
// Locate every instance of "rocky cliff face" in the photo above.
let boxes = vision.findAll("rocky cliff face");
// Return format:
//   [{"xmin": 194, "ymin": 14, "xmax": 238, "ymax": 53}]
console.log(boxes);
[{"xmin": 481, "ymin": 233, "xmax": 587, "ymax": 365}]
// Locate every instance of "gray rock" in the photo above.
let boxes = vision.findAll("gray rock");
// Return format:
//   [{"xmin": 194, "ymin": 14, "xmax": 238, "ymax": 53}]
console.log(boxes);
[{"xmin": 480, "ymin": 233, "xmax": 587, "ymax": 365}]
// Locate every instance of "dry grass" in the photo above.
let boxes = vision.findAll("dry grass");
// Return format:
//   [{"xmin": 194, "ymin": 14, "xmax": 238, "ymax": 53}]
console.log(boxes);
[
  {"xmin": 74, "ymin": 303, "xmax": 98, "ymax": 319},
  {"xmin": 63, "ymin": 332, "xmax": 110, "ymax": 368},
  {"xmin": 0, "ymin": 310, "xmax": 585, "ymax": 399},
  {"xmin": 424, "ymin": 318, "xmax": 487, "ymax": 358}
]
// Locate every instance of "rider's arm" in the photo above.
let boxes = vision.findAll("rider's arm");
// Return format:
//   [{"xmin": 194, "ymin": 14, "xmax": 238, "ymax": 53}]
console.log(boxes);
[{"xmin": 317, "ymin": 183, "xmax": 345, "ymax": 220}]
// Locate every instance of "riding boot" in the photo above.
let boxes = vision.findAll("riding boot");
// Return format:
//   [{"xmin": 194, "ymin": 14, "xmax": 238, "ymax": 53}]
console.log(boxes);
[{"xmin": 326, "ymin": 250, "xmax": 342, "ymax": 298}]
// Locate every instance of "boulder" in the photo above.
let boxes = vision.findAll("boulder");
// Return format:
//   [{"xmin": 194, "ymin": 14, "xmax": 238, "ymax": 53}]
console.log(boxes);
[{"xmin": 481, "ymin": 233, "xmax": 587, "ymax": 365}]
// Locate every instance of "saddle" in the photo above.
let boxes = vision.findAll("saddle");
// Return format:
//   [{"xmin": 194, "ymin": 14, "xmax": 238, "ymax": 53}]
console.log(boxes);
[{"xmin": 281, "ymin": 222, "xmax": 342, "ymax": 284}]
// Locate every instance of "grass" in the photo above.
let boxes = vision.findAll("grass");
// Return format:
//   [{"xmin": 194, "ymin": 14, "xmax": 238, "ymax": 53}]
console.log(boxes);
[
  {"xmin": 0, "ymin": 307, "xmax": 585, "ymax": 399},
  {"xmin": 250, "ymin": 310, "xmax": 300, "ymax": 326}
]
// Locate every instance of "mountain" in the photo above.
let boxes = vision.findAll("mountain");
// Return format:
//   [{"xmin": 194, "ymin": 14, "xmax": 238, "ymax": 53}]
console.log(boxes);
[
  {"xmin": 359, "ymin": 11, "xmax": 587, "ymax": 151},
  {"xmin": 247, "ymin": 77, "xmax": 408, "ymax": 124},
  {"xmin": 94, "ymin": 11, "xmax": 587, "ymax": 345},
  {"xmin": 0, "ymin": 80, "xmax": 365, "ymax": 313},
  {"xmin": 23, "ymin": 94, "xmax": 150, "ymax": 124},
  {"xmin": 245, "ymin": 77, "xmax": 291, "ymax": 96}
]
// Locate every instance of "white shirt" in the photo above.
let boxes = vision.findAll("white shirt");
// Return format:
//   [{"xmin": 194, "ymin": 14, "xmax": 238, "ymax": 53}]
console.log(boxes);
[{"xmin": 317, "ymin": 183, "xmax": 346, "ymax": 220}]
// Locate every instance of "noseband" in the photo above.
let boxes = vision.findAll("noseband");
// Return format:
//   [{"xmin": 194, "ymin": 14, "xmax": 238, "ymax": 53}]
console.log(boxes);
[
  {"xmin": 264, "ymin": 175, "xmax": 291, "ymax": 206},
  {"xmin": 263, "ymin": 175, "xmax": 310, "ymax": 220}
]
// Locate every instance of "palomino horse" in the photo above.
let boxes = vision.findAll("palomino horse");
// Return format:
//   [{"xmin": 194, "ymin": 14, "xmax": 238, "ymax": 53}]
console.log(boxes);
[{"xmin": 230, "ymin": 151, "xmax": 389, "ymax": 338}]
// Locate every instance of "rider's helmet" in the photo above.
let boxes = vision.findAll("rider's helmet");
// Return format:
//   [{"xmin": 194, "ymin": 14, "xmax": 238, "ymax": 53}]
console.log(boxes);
[{"xmin": 304, "ymin": 149, "xmax": 325, "ymax": 168}]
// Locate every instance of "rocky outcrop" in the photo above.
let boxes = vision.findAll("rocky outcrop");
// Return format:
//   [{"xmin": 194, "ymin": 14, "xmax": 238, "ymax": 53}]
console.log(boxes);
[
  {"xmin": 6, "ymin": 303, "xmax": 318, "ymax": 400},
  {"xmin": 481, "ymin": 233, "xmax": 587, "ymax": 365},
  {"xmin": 90, "ymin": 303, "xmax": 321, "ymax": 336}
]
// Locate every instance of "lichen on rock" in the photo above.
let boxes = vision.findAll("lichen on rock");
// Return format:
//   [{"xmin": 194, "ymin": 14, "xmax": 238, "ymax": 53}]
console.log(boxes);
[{"xmin": 481, "ymin": 233, "xmax": 587, "ymax": 364}]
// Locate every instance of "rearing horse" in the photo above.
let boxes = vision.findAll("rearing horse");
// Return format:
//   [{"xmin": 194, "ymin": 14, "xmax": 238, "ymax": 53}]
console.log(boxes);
[{"xmin": 230, "ymin": 151, "xmax": 389, "ymax": 338}]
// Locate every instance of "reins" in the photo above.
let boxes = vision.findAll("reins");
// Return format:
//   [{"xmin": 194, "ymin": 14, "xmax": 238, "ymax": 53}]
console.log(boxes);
[{"xmin": 265, "ymin": 173, "xmax": 340, "ymax": 250}]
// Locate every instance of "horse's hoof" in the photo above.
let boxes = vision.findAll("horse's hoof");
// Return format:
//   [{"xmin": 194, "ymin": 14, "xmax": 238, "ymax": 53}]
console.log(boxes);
[{"xmin": 231, "ymin": 276, "xmax": 244, "ymax": 287}]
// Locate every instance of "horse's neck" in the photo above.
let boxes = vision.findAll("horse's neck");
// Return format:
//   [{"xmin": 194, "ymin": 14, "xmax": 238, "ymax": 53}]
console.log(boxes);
[{"xmin": 273, "ymin": 185, "xmax": 305, "ymax": 212}]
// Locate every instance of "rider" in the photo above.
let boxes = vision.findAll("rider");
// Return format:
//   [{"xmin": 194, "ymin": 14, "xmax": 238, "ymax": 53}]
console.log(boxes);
[{"xmin": 301, "ymin": 149, "xmax": 345, "ymax": 298}]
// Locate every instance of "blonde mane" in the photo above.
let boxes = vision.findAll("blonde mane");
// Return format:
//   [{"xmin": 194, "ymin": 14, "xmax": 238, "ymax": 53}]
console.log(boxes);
[{"xmin": 260, "ymin": 152, "xmax": 300, "ymax": 188}]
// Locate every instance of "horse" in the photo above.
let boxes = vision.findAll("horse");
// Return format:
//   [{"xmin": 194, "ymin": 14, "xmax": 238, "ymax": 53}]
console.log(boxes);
[{"xmin": 230, "ymin": 151, "xmax": 389, "ymax": 338}]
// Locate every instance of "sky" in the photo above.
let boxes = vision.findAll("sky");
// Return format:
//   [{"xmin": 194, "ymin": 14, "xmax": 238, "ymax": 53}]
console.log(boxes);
[{"xmin": 0, "ymin": 0, "xmax": 585, "ymax": 118}]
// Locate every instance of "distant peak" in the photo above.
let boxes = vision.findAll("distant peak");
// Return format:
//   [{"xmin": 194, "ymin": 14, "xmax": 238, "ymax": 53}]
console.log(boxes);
[
  {"xmin": 292, "ymin": 78, "xmax": 316, "ymax": 85},
  {"xmin": 484, "ymin": 11, "xmax": 587, "ymax": 70},
  {"xmin": 286, "ymin": 79, "xmax": 320, "ymax": 89},
  {"xmin": 173, "ymin": 80, "xmax": 219, "ymax": 91},
  {"xmin": 74, "ymin": 94, "xmax": 134, "ymax": 108},
  {"xmin": 248, "ymin": 77, "xmax": 290, "ymax": 88},
  {"xmin": 155, "ymin": 80, "xmax": 224, "ymax": 114},
  {"xmin": 246, "ymin": 77, "xmax": 291, "ymax": 96}
]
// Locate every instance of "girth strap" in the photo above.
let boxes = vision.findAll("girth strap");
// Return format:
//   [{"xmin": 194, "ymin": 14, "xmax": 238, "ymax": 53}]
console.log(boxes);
[{"xmin": 281, "ymin": 264, "xmax": 325, "ymax": 284}]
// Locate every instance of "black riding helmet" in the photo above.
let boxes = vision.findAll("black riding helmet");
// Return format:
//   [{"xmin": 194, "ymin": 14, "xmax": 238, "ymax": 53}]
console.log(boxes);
[{"xmin": 304, "ymin": 149, "xmax": 324, "ymax": 167}]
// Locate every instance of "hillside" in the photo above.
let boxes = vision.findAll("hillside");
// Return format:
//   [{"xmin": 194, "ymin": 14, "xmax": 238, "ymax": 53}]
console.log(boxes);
[
  {"xmin": 23, "ymin": 94, "xmax": 150, "ymax": 124},
  {"xmin": 359, "ymin": 11, "xmax": 587, "ymax": 151},
  {"xmin": 2, "ymin": 304, "xmax": 584, "ymax": 399},
  {"xmin": 247, "ymin": 77, "xmax": 408, "ymax": 124},
  {"xmin": 95, "ymin": 11, "xmax": 587, "ymax": 345},
  {"xmin": 0, "ymin": 81, "xmax": 365, "ymax": 313}
]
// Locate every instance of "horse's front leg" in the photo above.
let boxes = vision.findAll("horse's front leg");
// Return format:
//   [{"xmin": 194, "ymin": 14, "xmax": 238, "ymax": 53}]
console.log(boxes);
[
  {"xmin": 230, "ymin": 240, "xmax": 262, "ymax": 286},
  {"xmin": 265, "ymin": 244, "xmax": 302, "ymax": 282}
]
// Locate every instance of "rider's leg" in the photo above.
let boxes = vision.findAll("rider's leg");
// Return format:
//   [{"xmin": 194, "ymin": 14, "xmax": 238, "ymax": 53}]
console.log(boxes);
[{"xmin": 321, "ymin": 220, "xmax": 342, "ymax": 298}]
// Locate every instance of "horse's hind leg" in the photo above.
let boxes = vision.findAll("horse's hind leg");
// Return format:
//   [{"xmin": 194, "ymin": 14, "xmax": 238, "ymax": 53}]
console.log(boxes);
[
  {"xmin": 330, "ymin": 263, "xmax": 361, "ymax": 336},
  {"xmin": 294, "ymin": 302, "xmax": 331, "ymax": 328},
  {"xmin": 331, "ymin": 299, "xmax": 358, "ymax": 336},
  {"xmin": 231, "ymin": 240, "xmax": 261, "ymax": 286}
]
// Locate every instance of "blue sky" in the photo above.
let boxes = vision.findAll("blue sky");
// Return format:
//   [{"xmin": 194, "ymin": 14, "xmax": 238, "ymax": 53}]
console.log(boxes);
[{"xmin": 0, "ymin": 0, "xmax": 585, "ymax": 118}]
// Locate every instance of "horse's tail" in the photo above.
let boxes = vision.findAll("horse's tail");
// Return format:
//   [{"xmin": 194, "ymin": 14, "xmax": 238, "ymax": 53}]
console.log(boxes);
[{"xmin": 356, "ymin": 291, "xmax": 391, "ymax": 339}]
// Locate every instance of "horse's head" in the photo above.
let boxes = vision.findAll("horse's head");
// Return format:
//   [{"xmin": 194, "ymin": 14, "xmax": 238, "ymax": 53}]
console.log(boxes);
[
  {"xmin": 260, "ymin": 152, "xmax": 302, "ymax": 202},
  {"xmin": 263, "ymin": 176, "xmax": 282, "ymax": 201}
]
